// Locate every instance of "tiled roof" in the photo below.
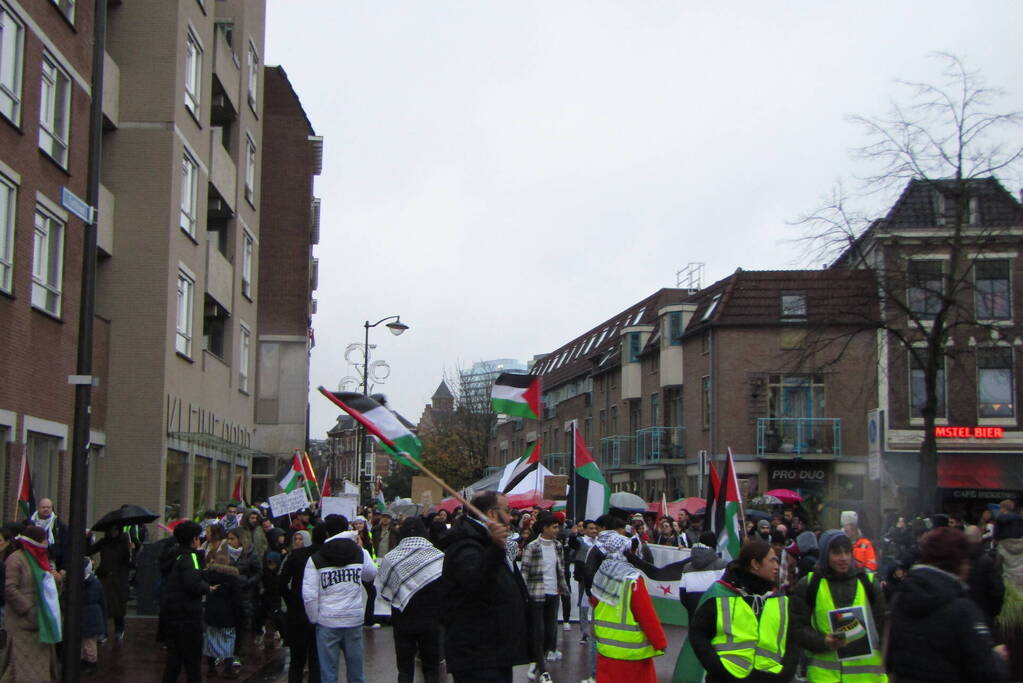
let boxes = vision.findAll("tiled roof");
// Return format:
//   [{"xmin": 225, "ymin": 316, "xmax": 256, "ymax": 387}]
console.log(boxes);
[
  {"xmin": 685, "ymin": 268, "xmax": 878, "ymax": 331},
  {"xmin": 531, "ymin": 288, "xmax": 691, "ymax": 389},
  {"xmin": 883, "ymin": 178, "xmax": 1023, "ymax": 229}
]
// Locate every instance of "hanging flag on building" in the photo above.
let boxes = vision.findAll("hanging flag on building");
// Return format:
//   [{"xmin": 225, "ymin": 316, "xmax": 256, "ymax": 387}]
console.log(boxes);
[
  {"xmin": 15, "ymin": 454, "xmax": 36, "ymax": 520},
  {"xmin": 498, "ymin": 439, "xmax": 542, "ymax": 494},
  {"xmin": 230, "ymin": 474, "xmax": 248, "ymax": 508},
  {"xmin": 317, "ymin": 388, "xmax": 423, "ymax": 469},
  {"xmin": 491, "ymin": 373, "xmax": 542, "ymax": 420},
  {"xmin": 716, "ymin": 448, "xmax": 743, "ymax": 562},
  {"xmin": 566, "ymin": 422, "xmax": 609, "ymax": 522},
  {"xmin": 279, "ymin": 452, "xmax": 306, "ymax": 493}
]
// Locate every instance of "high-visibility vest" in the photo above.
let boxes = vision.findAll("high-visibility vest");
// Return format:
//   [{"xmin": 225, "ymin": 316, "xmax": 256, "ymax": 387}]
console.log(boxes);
[
  {"xmin": 806, "ymin": 572, "xmax": 888, "ymax": 682},
  {"xmin": 594, "ymin": 578, "xmax": 662, "ymax": 660},
  {"xmin": 709, "ymin": 594, "xmax": 789, "ymax": 678}
]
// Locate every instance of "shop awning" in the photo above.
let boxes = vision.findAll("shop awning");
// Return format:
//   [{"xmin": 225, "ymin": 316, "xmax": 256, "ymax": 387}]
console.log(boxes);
[{"xmin": 938, "ymin": 453, "xmax": 1023, "ymax": 490}]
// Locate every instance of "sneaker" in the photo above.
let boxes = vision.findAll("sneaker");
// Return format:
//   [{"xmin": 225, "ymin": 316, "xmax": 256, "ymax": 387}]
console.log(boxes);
[
  {"xmin": 527, "ymin": 663, "xmax": 538, "ymax": 680},
  {"xmin": 114, "ymin": 631, "xmax": 125, "ymax": 641},
  {"xmin": 545, "ymin": 650, "xmax": 555, "ymax": 662},
  {"xmin": 538, "ymin": 673, "xmax": 554, "ymax": 683},
  {"xmin": 563, "ymin": 622, "xmax": 571, "ymax": 632},
  {"xmin": 371, "ymin": 623, "xmax": 381, "ymax": 629},
  {"xmin": 580, "ymin": 677, "xmax": 595, "ymax": 683},
  {"xmin": 578, "ymin": 634, "xmax": 588, "ymax": 644}
]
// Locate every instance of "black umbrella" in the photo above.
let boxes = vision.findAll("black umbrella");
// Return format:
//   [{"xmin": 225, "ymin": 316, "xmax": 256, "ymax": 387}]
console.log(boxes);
[
  {"xmin": 92, "ymin": 504, "xmax": 160, "ymax": 531},
  {"xmin": 745, "ymin": 509, "xmax": 772, "ymax": 522}
]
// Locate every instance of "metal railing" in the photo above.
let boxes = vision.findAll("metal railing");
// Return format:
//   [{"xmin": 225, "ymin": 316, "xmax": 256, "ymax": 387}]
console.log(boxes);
[
  {"xmin": 635, "ymin": 426, "xmax": 686, "ymax": 464},
  {"xmin": 599, "ymin": 436, "xmax": 633, "ymax": 470},
  {"xmin": 544, "ymin": 452, "xmax": 569, "ymax": 475},
  {"xmin": 756, "ymin": 418, "xmax": 842, "ymax": 456}
]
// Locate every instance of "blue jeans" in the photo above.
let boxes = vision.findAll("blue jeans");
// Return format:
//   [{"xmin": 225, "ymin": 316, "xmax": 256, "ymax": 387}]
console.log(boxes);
[{"xmin": 315, "ymin": 624, "xmax": 364, "ymax": 683}]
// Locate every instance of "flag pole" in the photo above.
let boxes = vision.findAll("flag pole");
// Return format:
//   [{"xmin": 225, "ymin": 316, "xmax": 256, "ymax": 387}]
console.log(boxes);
[{"xmin": 318, "ymin": 386, "xmax": 487, "ymax": 520}]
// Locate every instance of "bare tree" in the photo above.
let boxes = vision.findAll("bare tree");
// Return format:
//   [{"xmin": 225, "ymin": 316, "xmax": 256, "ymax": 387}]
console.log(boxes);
[{"xmin": 798, "ymin": 54, "xmax": 1023, "ymax": 513}]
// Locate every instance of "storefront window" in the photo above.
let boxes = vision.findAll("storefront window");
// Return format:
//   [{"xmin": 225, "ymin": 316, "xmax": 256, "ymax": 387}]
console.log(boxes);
[
  {"xmin": 193, "ymin": 456, "xmax": 211, "ymax": 516},
  {"xmin": 216, "ymin": 460, "xmax": 231, "ymax": 507},
  {"xmin": 165, "ymin": 450, "xmax": 187, "ymax": 520}
]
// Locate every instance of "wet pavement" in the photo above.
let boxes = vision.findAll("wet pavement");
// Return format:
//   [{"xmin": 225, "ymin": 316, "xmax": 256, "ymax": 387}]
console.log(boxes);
[{"xmin": 99, "ymin": 617, "xmax": 687, "ymax": 682}]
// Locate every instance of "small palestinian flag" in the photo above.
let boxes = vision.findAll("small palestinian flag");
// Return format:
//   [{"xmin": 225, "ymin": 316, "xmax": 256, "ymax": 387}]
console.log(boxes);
[
  {"xmin": 566, "ymin": 423, "xmax": 609, "ymax": 522},
  {"xmin": 279, "ymin": 452, "xmax": 306, "ymax": 493},
  {"xmin": 230, "ymin": 474, "xmax": 248, "ymax": 508},
  {"xmin": 16, "ymin": 454, "xmax": 35, "ymax": 520},
  {"xmin": 491, "ymin": 373, "xmax": 541, "ymax": 420},
  {"xmin": 302, "ymin": 452, "xmax": 319, "ymax": 499},
  {"xmin": 318, "ymin": 388, "xmax": 423, "ymax": 469},
  {"xmin": 498, "ymin": 440, "xmax": 541, "ymax": 494},
  {"xmin": 375, "ymin": 476, "xmax": 386, "ymax": 512}
]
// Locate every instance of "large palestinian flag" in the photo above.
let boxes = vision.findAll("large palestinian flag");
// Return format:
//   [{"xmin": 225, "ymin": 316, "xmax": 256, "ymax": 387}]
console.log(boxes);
[
  {"xmin": 491, "ymin": 373, "xmax": 541, "ymax": 420},
  {"xmin": 498, "ymin": 440, "xmax": 541, "ymax": 494},
  {"xmin": 565, "ymin": 423, "xmax": 609, "ymax": 522},
  {"xmin": 318, "ymin": 388, "xmax": 423, "ymax": 469},
  {"xmin": 716, "ymin": 449, "xmax": 743, "ymax": 562}
]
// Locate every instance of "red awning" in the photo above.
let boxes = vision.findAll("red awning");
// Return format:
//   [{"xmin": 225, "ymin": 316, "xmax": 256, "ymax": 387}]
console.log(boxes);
[{"xmin": 938, "ymin": 453, "xmax": 1023, "ymax": 489}]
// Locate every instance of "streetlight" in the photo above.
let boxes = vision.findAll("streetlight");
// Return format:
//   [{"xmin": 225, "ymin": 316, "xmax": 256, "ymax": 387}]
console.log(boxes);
[{"xmin": 360, "ymin": 316, "xmax": 409, "ymax": 504}]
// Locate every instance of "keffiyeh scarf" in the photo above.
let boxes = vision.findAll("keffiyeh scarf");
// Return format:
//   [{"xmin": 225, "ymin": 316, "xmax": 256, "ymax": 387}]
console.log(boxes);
[
  {"xmin": 378, "ymin": 536, "xmax": 444, "ymax": 611},
  {"xmin": 592, "ymin": 531, "xmax": 640, "ymax": 606},
  {"xmin": 30, "ymin": 511, "xmax": 57, "ymax": 544}
]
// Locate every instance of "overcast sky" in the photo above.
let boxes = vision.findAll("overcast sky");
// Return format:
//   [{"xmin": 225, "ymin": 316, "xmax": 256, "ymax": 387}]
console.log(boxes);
[{"xmin": 264, "ymin": 1, "xmax": 1023, "ymax": 437}]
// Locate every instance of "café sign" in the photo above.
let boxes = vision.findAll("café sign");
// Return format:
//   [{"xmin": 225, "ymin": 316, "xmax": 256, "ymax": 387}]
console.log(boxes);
[{"xmin": 934, "ymin": 426, "xmax": 1004, "ymax": 439}]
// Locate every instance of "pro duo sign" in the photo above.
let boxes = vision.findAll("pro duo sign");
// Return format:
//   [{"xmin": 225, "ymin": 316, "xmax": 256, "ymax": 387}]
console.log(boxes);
[{"xmin": 768, "ymin": 464, "xmax": 828, "ymax": 489}]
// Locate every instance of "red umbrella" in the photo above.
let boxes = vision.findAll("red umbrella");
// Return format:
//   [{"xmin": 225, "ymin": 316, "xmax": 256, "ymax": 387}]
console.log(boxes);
[
  {"xmin": 433, "ymin": 497, "xmax": 463, "ymax": 514},
  {"xmin": 764, "ymin": 489, "xmax": 803, "ymax": 504},
  {"xmin": 506, "ymin": 491, "xmax": 555, "ymax": 510},
  {"xmin": 644, "ymin": 497, "xmax": 705, "ymax": 518}
]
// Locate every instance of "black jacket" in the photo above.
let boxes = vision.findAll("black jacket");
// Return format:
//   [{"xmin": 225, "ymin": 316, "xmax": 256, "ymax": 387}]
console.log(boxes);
[
  {"xmin": 966, "ymin": 543, "xmax": 1005, "ymax": 627},
  {"xmin": 690, "ymin": 567, "xmax": 805, "ymax": 683},
  {"xmin": 887, "ymin": 564, "xmax": 1007, "ymax": 683},
  {"xmin": 391, "ymin": 576, "xmax": 447, "ymax": 633},
  {"xmin": 442, "ymin": 517, "xmax": 530, "ymax": 673},
  {"xmin": 159, "ymin": 547, "xmax": 210, "ymax": 622},
  {"xmin": 203, "ymin": 562, "xmax": 241, "ymax": 628}
]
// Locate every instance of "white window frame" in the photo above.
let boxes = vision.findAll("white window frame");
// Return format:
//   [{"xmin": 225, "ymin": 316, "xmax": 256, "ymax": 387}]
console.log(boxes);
[
  {"xmin": 238, "ymin": 322, "xmax": 251, "ymax": 392},
  {"xmin": 184, "ymin": 29, "xmax": 202, "ymax": 116},
  {"xmin": 241, "ymin": 229, "xmax": 253, "ymax": 299},
  {"xmin": 244, "ymin": 134, "xmax": 256, "ymax": 205},
  {"xmin": 180, "ymin": 153, "xmax": 198, "ymax": 237},
  {"xmin": 0, "ymin": 171, "xmax": 15, "ymax": 293},
  {"xmin": 247, "ymin": 41, "xmax": 259, "ymax": 110},
  {"xmin": 977, "ymin": 346, "xmax": 1015, "ymax": 423},
  {"xmin": 974, "ymin": 258, "xmax": 1012, "ymax": 322},
  {"xmin": 176, "ymin": 269, "xmax": 195, "ymax": 357},
  {"xmin": 909, "ymin": 346, "xmax": 947, "ymax": 425},
  {"xmin": 50, "ymin": 0, "xmax": 74, "ymax": 22},
  {"xmin": 781, "ymin": 293, "xmax": 807, "ymax": 319},
  {"xmin": 39, "ymin": 53, "xmax": 71, "ymax": 167},
  {"xmin": 0, "ymin": 3, "xmax": 25, "ymax": 124},
  {"xmin": 32, "ymin": 206, "xmax": 64, "ymax": 316}
]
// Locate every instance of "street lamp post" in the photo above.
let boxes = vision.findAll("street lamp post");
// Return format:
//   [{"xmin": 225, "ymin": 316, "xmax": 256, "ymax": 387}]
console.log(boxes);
[{"xmin": 359, "ymin": 316, "xmax": 408, "ymax": 505}]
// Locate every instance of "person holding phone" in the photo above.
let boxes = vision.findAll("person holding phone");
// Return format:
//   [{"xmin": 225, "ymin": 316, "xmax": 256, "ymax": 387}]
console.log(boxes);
[{"xmin": 792, "ymin": 530, "xmax": 887, "ymax": 682}]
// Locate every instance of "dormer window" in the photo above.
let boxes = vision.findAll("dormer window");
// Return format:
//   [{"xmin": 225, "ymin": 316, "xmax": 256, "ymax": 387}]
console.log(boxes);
[
  {"xmin": 781, "ymin": 293, "xmax": 807, "ymax": 320},
  {"xmin": 702, "ymin": 294, "xmax": 721, "ymax": 321}
]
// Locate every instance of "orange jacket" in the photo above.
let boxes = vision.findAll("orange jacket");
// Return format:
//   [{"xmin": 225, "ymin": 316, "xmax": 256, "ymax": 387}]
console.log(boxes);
[{"xmin": 852, "ymin": 537, "xmax": 877, "ymax": 571}]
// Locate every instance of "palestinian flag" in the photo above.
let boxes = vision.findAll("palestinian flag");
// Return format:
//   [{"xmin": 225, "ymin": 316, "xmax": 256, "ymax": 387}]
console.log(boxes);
[
  {"xmin": 18, "ymin": 535, "xmax": 61, "ymax": 643},
  {"xmin": 230, "ymin": 474, "xmax": 248, "ymax": 508},
  {"xmin": 279, "ymin": 452, "xmax": 306, "ymax": 493},
  {"xmin": 318, "ymin": 388, "xmax": 422, "ymax": 469},
  {"xmin": 302, "ymin": 452, "xmax": 319, "ymax": 499},
  {"xmin": 566, "ymin": 423, "xmax": 609, "ymax": 522},
  {"xmin": 630, "ymin": 548, "xmax": 690, "ymax": 627},
  {"xmin": 15, "ymin": 454, "xmax": 35, "ymax": 520},
  {"xmin": 375, "ymin": 476, "xmax": 386, "ymax": 512},
  {"xmin": 498, "ymin": 440, "xmax": 541, "ymax": 494},
  {"xmin": 705, "ymin": 456, "xmax": 722, "ymax": 535},
  {"xmin": 716, "ymin": 449, "xmax": 743, "ymax": 562},
  {"xmin": 491, "ymin": 373, "xmax": 541, "ymax": 420}
]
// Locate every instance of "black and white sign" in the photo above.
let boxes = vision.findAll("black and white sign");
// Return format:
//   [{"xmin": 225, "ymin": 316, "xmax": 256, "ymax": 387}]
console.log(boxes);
[{"xmin": 768, "ymin": 462, "xmax": 828, "ymax": 489}]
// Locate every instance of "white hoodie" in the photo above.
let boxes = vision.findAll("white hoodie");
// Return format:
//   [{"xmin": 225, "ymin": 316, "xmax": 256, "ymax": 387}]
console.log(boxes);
[{"xmin": 302, "ymin": 531, "xmax": 378, "ymax": 628}]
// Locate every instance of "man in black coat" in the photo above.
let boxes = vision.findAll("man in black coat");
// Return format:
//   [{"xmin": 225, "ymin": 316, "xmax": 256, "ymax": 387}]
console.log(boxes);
[
  {"xmin": 965, "ymin": 524, "xmax": 1005, "ymax": 627},
  {"xmin": 160, "ymin": 521, "xmax": 212, "ymax": 683},
  {"xmin": 442, "ymin": 491, "xmax": 529, "ymax": 683},
  {"xmin": 280, "ymin": 523, "xmax": 324, "ymax": 683}
]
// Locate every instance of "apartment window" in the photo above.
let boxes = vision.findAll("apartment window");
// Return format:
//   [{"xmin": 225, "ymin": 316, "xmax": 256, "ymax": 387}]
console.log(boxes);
[
  {"xmin": 176, "ymin": 270, "xmax": 195, "ymax": 357},
  {"xmin": 239, "ymin": 323, "xmax": 251, "ymax": 392},
  {"xmin": 910, "ymin": 348, "xmax": 946, "ymax": 419},
  {"xmin": 627, "ymin": 332, "xmax": 641, "ymax": 362},
  {"xmin": 50, "ymin": 0, "xmax": 73, "ymax": 22},
  {"xmin": 0, "ymin": 173, "xmax": 15, "ymax": 293},
  {"xmin": 975, "ymin": 259, "xmax": 1011, "ymax": 320},
  {"xmin": 610, "ymin": 406, "xmax": 617, "ymax": 434},
  {"xmin": 629, "ymin": 400, "xmax": 640, "ymax": 433},
  {"xmin": 244, "ymin": 135, "xmax": 256, "ymax": 205},
  {"xmin": 781, "ymin": 293, "xmax": 807, "ymax": 319},
  {"xmin": 768, "ymin": 374, "xmax": 825, "ymax": 420},
  {"xmin": 184, "ymin": 29, "xmax": 202, "ymax": 116},
  {"xmin": 247, "ymin": 42, "xmax": 259, "ymax": 109},
  {"xmin": 650, "ymin": 393, "xmax": 660, "ymax": 427},
  {"xmin": 978, "ymin": 347, "xmax": 1014, "ymax": 418},
  {"xmin": 701, "ymin": 376, "xmax": 711, "ymax": 429},
  {"xmin": 599, "ymin": 409, "xmax": 607, "ymax": 438},
  {"xmin": 668, "ymin": 311, "xmax": 683, "ymax": 345},
  {"xmin": 241, "ymin": 230, "xmax": 253, "ymax": 298},
  {"xmin": 0, "ymin": 4, "xmax": 25, "ymax": 123},
  {"xmin": 701, "ymin": 331, "xmax": 710, "ymax": 354},
  {"xmin": 969, "ymin": 197, "xmax": 980, "ymax": 226},
  {"xmin": 180, "ymin": 153, "xmax": 198, "ymax": 237},
  {"xmin": 27, "ymin": 432, "xmax": 60, "ymax": 499},
  {"xmin": 907, "ymin": 260, "xmax": 943, "ymax": 319},
  {"xmin": 31, "ymin": 208, "xmax": 64, "ymax": 316},
  {"xmin": 39, "ymin": 54, "xmax": 71, "ymax": 167}
]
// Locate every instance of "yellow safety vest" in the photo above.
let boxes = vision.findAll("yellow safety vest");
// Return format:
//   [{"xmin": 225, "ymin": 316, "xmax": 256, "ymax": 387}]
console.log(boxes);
[
  {"xmin": 806, "ymin": 572, "xmax": 888, "ymax": 683},
  {"xmin": 593, "ymin": 578, "xmax": 663, "ymax": 660},
  {"xmin": 710, "ymin": 595, "xmax": 789, "ymax": 678}
]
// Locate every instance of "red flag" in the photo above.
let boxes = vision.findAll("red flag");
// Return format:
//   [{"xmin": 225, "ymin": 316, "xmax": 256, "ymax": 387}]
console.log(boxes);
[
  {"xmin": 16, "ymin": 454, "xmax": 35, "ymax": 520},
  {"xmin": 230, "ymin": 474, "xmax": 248, "ymax": 508},
  {"xmin": 320, "ymin": 466, "xmax": 332, "ymax": 498}
]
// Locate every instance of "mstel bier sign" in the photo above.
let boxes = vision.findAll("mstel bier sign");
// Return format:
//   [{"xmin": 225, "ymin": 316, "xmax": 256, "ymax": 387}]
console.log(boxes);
[{"xmin": 934, "ymin": 426, "xmax": 1004, "ymax": 439}]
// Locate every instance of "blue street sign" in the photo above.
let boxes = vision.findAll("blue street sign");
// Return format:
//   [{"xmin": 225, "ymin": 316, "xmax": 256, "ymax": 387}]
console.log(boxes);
[{"xmin": 61, "ymin": 186, "xmax": 95, "ymax": 225}]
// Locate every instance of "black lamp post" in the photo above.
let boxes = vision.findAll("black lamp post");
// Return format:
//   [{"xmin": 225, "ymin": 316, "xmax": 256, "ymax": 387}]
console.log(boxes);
[{"xmin": 359, "ymin": 316, "xmax": 408, "ymax": 504}]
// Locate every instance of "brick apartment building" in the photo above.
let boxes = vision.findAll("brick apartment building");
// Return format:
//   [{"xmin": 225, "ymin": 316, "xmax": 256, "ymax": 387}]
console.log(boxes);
[
  {"xmin": 327, "ymin": 406, "xmax": 418, "ymax": 490},
  {"xmin": 249, "ymin": 65, "xmax": 321, "ymax": 502},
  {"xmin": 0, "ymin": 0, "xmax": 110, "ymax": 519}
]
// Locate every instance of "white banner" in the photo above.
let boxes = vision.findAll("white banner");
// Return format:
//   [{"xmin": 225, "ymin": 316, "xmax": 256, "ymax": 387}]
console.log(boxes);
[
  {"xmin": 269, "ymin": 488, "xmax": 310, "ymax": 518},
  {"xmin": 321, "ymin": 494, "xmax": 359, "ymax": 521}
]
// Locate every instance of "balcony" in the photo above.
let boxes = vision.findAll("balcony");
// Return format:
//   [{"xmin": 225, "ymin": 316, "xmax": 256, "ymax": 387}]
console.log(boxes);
[
  {"xmin": 212, "ymin": 27, "xmax": 240, "ymax": 123},
  {"xmin": 756, "ymin": 418, "xmax": 842, "ymax": 457},
  {"xmin": 97, "ymin": 183, "xmax": 115, "ymax": 256},
  {"xmin": 635, "ymin": 426, "xmax": 686, "ymax": 464},
  {"xmin": 209, "ymin": 139, "xmax": 237, "ymax": 209},
  {"xmin": 205, "ymin": 241, "xmax": 234, "ymax": 313},
  {"xmin": 544, "ymin": 453, "xmax": 568, "ymax": 476},
  {"xmin": 600, "ymin": 436, "xmax": 633, "ymax": 470}
]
